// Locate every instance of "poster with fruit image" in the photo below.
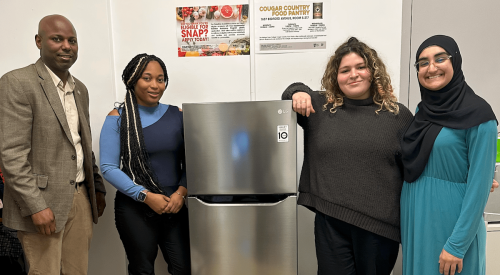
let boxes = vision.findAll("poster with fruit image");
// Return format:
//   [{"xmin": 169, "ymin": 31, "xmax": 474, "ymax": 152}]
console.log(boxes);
[{"xmin": 176, "ymin": 5, "xmax": 250, "ymax": 57}]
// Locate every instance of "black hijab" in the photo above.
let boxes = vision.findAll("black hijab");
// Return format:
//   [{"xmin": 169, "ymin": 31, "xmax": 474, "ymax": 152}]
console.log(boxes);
[{"xmin": 401, "ymin": 35, "xmax": 497, "ymax": 183}]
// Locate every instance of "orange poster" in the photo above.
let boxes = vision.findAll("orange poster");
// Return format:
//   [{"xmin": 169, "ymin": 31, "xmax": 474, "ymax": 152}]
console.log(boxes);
[{"xmin": 176, "ymin": 5, "xmax": 250, "ymax": 57}]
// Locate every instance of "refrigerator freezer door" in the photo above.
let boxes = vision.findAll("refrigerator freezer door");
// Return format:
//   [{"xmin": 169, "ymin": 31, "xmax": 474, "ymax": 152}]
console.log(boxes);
[
  {"xmin": 188, "ymin": 196, "xmax": 298, "ymax": 275},
  {"xmin": 183, "ymin": 101, "xmax": 297, "ymax": 195}
]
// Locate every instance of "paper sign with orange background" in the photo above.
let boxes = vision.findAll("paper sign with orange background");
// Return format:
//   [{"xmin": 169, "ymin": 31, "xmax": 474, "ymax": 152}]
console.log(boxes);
[{"xmin": 176, "ymin": 4, "xmax": 250, "ymax": 57}]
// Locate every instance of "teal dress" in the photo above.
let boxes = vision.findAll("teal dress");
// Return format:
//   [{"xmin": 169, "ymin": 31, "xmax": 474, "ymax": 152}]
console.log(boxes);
[{"xmin": 401, "ymin": 120, "xmax": 497, "ymax": 275}]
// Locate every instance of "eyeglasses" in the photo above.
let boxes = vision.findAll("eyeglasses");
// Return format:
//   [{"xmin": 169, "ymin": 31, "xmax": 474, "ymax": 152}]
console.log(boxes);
[{"xmin": 414, "ymin": 54, "xmax": 452, "ymax": 72}]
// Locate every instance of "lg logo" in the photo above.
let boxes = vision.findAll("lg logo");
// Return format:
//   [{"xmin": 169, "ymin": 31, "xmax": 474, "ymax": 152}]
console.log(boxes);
[{"xmin": 278, "ymin": 109, "xmax": 289, "ymax": 115}]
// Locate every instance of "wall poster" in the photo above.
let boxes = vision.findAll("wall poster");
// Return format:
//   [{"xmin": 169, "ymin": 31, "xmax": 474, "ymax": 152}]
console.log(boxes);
[
  {"xmin": 254, "ymin": 1, "xmax": 328, "ymax": 53},
  {"xmin": 176, "ymin": 5, "xmax": 250, "ymax": 57}
]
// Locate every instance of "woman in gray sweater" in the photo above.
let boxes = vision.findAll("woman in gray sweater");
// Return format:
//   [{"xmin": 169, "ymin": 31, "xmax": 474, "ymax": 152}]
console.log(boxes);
[{"xmin": 282, "ymin": 37, "xmax": 413, "ymax": 275}]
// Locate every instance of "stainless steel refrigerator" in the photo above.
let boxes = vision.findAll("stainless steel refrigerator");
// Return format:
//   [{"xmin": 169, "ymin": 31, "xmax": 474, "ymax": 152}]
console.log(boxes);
[{"xmin": 183, "ymin": 101, "xmax": 297, "ymax": 275}]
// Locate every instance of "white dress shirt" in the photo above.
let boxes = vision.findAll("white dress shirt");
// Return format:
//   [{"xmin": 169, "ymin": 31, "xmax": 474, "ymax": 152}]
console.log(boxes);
[{"xmin": 44, "ymin": 65, "xmax": 85, "ymax": 183}]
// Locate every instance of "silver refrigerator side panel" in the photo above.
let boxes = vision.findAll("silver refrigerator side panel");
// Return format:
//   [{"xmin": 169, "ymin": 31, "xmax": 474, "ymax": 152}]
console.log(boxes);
[
  {"xmin": 183, "ymin": 101, "xmax": 297, "ymax": 195},
  {"xmin": 188, "ymin": 196, "xmax": 298, "ymax": 275}
]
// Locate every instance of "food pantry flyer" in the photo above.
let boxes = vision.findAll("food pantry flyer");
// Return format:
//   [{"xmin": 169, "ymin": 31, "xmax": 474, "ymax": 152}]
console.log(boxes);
[
  {"xmin": 176, "ymin": 5, "xmax": 250, "ymax": 57},
  {"xmin": 254, "ymin": 1, "xmax": 328, "ymax": 53}
]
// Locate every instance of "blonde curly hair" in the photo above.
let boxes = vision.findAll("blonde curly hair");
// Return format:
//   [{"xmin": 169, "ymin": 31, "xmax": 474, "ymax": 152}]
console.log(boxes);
[{"xmin": 321, "ymin": 37, "xmax": 399, "ymax": 114}]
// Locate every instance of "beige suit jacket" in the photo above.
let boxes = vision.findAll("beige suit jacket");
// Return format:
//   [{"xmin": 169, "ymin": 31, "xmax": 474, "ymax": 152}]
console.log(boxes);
[{"xmin": 0, "ymin": 58, "xmax": 106, "ymax": 233}]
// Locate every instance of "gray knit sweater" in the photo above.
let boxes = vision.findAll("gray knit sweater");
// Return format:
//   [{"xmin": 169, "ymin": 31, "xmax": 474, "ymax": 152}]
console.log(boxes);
[{"xmin": 283, "ymin": 83, "xmax": 413, "ymax": 242}]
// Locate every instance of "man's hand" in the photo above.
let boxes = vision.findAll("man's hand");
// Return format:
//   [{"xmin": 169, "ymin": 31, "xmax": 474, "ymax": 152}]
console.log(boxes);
[
  {"xmin": 96, "ymin": 192, "xmax": 106, "ymax": 217},
  {"xmin": 31, "ymin": 208, "xmax": 56, "ymax": 235}
]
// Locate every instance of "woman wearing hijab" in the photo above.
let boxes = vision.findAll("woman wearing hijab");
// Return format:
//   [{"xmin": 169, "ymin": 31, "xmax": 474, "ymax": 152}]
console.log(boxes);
[{"xmin": 401, "ymin": 35, "xmax": 497, "ymax": 275}]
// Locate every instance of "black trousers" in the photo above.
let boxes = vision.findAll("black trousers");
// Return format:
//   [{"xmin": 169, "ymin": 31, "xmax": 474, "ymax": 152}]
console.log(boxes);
[
  {"xmin": 314, "ymin": 211, "xmax": 399, "ymax": 275},
  {"xmin": 0, "ymin": 256, "xmax": 26, "ymax": 275},
  {"xmin": 115, "ymin": 191, "xmax": 191, "ymax": 275}
]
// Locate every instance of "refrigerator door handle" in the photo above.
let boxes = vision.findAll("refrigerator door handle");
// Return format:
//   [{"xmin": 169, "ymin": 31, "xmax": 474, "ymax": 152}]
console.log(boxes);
[{"xmin": 192, "ymin": 196, "xmax": 296, "ymax": 207}]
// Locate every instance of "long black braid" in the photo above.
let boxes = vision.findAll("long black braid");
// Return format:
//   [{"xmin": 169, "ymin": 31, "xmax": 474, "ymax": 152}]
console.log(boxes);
[{"xmin": 119, "ymin": 53, "xmax": 169, "ymax": 194}]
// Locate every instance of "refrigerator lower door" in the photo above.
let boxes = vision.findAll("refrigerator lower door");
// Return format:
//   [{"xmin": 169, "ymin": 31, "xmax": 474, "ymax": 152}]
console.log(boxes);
[{"xmin": 188, "ymin": 196, "xmax": 298, "ymax": 275}]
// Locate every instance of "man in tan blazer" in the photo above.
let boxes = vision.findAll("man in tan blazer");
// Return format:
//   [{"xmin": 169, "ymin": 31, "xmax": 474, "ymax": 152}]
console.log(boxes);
[{"xmin": 0, "ymin": 14, "xmax": 106, "ymax": 274}]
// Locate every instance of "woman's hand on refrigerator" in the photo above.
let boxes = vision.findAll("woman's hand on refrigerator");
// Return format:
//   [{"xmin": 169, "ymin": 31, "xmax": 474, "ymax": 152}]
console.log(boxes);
[
  {"xmin": 292, "ymin": 92, "xmax": 315, "ymax": 117},
  {"xmin": 144, "ymin": 192, "xmax": 171, "ymax": 215}
]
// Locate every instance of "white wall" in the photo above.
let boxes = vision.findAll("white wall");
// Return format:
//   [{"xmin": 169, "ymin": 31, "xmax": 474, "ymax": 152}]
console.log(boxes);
[
  {"xmin": 0, "ymin": 0, "xmax": 404, "ymax": 274},
  {"xmin": 255, "ymin": 0, "xmax": 404, "ymax": 101},
  {"xmin": 401, "ymin": 0, "xmax": 500, "ymax": 119},
  {"xmin": 110, "ymin": 0, "xmax": 252, "ymax": 107}
]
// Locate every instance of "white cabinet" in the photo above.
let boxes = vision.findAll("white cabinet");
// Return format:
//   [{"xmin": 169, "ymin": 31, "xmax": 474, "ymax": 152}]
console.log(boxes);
[{"xmin": 486, "ymin": 222, "xmax": 500, "ymax": 275}]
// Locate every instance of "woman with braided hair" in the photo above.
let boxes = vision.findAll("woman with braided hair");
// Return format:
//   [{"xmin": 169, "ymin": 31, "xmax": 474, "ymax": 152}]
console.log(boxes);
[
  {"xmin": 282, "ymin": 37, "xmax": 413, "ymax": 274},
  {"xmin": 100, "ymin": 54, "xmax": 191, "ymax": 274}
]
